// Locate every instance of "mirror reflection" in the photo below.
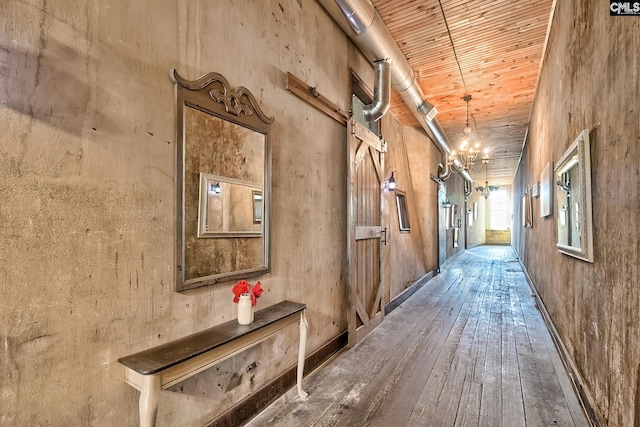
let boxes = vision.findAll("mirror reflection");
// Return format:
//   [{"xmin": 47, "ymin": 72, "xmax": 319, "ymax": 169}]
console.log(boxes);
[
  {"xmin": 555, "ymin": 129, "xmax": 593, "ymax": 263},
  {"xmin": 183, "ymin": 106, "xmax": 267, "ymax": 285},
  {"xmin": 556, "ymin": 155, "xmax": 581, "ymax": 247},
  {"xmin": 198, "ymin": 173, "xmax": 263, "ymax": 237}
]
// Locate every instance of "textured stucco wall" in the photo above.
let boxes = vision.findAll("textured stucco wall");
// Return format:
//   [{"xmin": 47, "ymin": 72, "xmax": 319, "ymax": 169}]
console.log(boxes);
[
  {"xmin": 466, "ymin": 191, "xmax": 487, "ymax": 247},
  {"xmin": 0, "ymin": 1, "xmax": 441, "ymax": 425},
  {"xmin": 512, "ymin": 1, "xmax": 640, "ymax": 425}
]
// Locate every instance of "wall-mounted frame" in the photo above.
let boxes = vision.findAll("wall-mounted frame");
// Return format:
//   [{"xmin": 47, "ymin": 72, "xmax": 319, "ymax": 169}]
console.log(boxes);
[
  {"xmin": 395, "ymin": 191, "xmax": 411, "ymax": 232},
  {"xmin": 450, "ymin": 204, "xmax": 457, "ymax": 228},
  {"xmin": 555, "ymin": 129, "xmax": 594, "ymax": 262},
  {"xmin": 540, "ymin": 161, "xmax": 554, "ymax": 217},
  {"xmin": 531, "ymin": 182, "xmax": 539, "ymax": 198},
  {"xmin": 171, "ymin": 69, "xmax": 274, "ymax": 291},
  {"xmin": 473, "ymin": 202, "xmax": 478, "ymax": 220},
  {"xmin": 523, "ymin": 187, "xmax": 533, "ymax": 227}
]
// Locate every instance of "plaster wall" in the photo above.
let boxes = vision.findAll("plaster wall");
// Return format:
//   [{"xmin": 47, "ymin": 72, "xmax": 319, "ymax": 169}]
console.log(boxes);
[
  {"xmin": 466, "ymin": 191, "xmax": 487, "ymax": 247},
  {"xmin": 512, "ymin": 1, "xmax": 640, "ymax": 425},
  {"xmin": 0, "ymin": 1, "xmax": 439, "ymax": 425},
  {"xmin": 485, "ymin": 230, "xmax": 511, "ymax": 246}
]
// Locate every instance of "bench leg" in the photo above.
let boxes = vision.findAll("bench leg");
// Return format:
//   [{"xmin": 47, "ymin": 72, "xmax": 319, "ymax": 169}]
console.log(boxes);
[
  {"xmin": 297, "ymin": 309, "xmax": 309, "ymax": 400},
  {"xmin": 139, "ymin": 374, "xmax": 161, "ymax": 427}
]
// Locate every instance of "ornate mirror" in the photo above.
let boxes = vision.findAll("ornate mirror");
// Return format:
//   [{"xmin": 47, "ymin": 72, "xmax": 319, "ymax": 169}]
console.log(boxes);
[
  {"xmin": 555, "ymin": 129, "xmax": 594, "ymax": 263},
  {"xmin": 171, "ymin": 69, "xmax": 273, "ymax": 291}
]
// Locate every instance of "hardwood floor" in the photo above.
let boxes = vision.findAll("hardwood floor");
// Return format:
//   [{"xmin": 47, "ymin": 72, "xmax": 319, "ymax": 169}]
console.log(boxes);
[{"xmin": 245, "ymin": 246, "xmax": 589, "ymax": 427}]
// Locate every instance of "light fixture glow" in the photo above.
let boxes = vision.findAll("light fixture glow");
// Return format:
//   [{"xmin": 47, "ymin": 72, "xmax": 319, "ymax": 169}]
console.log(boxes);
[
  {"xmin": 388, "ymin": 172, "xmax": 397, "ymax": 191},
  {"xmin": 443, "ymin": 95, "xmax": 490, "ymax": 179},
  {"xmin": 210, "ymin": 182, "xmax": 222, "ymax": 194},
  {"xmin": 382, "ymin": 171, "xmax": 397, "ymax": 191},
  {"xmin": 475, "ymin": 166, "xmax": 499, "ymax": 199}
]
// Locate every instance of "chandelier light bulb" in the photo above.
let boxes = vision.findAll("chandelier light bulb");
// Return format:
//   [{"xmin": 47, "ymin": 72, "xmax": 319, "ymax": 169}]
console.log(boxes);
[{"xmin": 444, "ymin": 94, "xmax": 490, "ymax": 178}]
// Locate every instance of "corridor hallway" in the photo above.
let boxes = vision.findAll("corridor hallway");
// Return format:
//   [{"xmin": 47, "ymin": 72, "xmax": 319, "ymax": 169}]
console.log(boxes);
[{"xmin": 246, "ymin": 246, "xmax": 589, "ymax": 427}]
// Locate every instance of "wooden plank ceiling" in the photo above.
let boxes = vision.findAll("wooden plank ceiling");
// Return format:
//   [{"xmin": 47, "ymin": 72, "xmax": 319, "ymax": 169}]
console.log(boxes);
[{"xmin": 371, "ymin": 0, "xmax": 554, "ymax": 186}]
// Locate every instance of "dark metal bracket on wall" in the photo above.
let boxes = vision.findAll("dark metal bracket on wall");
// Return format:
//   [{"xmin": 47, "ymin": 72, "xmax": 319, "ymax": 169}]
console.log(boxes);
[
  {"xmin": 286, "ymin": 72, "xmax": 349, "ymax": 126},
  {"xmin": 430, "ymin": 173, "xmax": 445, "ymax": 185}
]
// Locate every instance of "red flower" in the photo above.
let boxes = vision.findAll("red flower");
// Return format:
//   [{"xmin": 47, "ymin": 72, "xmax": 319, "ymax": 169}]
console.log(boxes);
[
  {"xmin": 232, "ymin": 280, "xmax": 263, "ymax": 306},
  {"xmin": 251, "ymin": 282, "xmax": 263, "ymax": 307},
  {"xmin": 232, "ymin": 280, "xmax": 250, "ymax": 303}
]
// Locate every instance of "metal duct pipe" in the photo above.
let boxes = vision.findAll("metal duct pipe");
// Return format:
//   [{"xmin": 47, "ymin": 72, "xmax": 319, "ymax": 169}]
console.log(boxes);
[
  {"xmin": 320, "ymin": 0, "xmax": 472, "ymax": 182},
  {"xmin": 464, "ymin": 179, "xmax": 472, "ymax": 198},
  {"xmin": 438, "ymin": 161, "xmax": 452, "ymax": 181},
  {"xmin": 363, "ymin": 59, "xmax": 392, "ymax": 122}
]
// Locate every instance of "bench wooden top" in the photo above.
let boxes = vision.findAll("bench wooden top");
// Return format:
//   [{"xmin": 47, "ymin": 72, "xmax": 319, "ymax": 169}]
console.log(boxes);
[{"xmin": 118, "ymin": 301, "xmax": 306, "ymax": 375}]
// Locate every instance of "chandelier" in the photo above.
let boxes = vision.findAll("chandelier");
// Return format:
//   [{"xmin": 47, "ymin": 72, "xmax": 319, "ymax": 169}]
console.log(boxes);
[
  {"xmin": 475, "ymin": 166, "xmax": 499, "ymax": 198},
  {"xmin": 446, "ymin": 95, "xmax": 490, "ymax": 174}
]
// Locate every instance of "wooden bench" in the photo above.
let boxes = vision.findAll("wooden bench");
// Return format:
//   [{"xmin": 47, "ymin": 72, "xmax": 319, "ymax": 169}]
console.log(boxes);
[{"xmin": 118, "ymin": 301, "xmax": 308, "ymax": 427}]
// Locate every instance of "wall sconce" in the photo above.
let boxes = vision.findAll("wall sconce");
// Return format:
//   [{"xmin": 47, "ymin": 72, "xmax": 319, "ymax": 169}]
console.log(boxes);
[
  {"xmin": 382, "ymin": 171, "xmax": 397, "ymax": 191},
  {"xmin": 210, "ymin": 182, "xmax": 222, "ymax": 194}
]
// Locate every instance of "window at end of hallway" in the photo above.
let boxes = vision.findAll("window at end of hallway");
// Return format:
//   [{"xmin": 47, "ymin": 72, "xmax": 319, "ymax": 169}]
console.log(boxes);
[{"xmin": 489, "ymin": 188, "xmax": 510, "ymax": 230}]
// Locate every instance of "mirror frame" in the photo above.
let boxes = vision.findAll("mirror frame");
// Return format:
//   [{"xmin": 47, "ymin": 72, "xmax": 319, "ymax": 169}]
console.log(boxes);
[
  {"xmin": 554, "ymin": 128, "xmax": 594, "ymax": 263},
  {"xmin": 171, "ymin": 69, "xmax": 274, "ymax": 291}
]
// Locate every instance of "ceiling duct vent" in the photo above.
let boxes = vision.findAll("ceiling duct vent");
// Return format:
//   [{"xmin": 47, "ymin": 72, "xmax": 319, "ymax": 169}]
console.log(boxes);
[
  {"xmin": 320, "ymin": 0, "xmax": 472, "ymax": 181},
  {"xmin": 363, "ymin": 58, "xmax": 392, "ymax": 122}
]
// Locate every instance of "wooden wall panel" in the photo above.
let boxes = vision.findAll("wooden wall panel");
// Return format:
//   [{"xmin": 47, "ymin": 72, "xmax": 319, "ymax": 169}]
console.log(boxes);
[{"xmin": 380, "ymin": 114, "xmax": 436, "ymax": 304}]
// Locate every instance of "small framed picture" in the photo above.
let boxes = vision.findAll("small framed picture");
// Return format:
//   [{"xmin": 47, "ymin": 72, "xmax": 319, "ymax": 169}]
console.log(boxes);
[{"xmin": 531, "ymin": 182, "xmax": 539, "ymax": 198}]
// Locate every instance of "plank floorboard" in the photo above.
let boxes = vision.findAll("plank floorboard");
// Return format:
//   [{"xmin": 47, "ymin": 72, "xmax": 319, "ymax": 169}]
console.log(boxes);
[
  {"xmin": 335, "ymin": 272, "xmax": 475, "ymax": 426},
  {"xmin": 409, "ymin": 267, "xmax": 491, "ymax": 426},
  {"xmin": 245, "ymin": 246, "xmax": 589, "ymax": 427},
  {"xmin": 500, "ymin": 267, "xmax": 527, "ymax": 427}
]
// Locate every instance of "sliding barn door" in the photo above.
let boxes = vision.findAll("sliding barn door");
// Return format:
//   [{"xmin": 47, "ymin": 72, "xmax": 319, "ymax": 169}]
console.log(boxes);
[{"xmin": 347, "ymin": 118, "xmax": 385, "ymax": 347}]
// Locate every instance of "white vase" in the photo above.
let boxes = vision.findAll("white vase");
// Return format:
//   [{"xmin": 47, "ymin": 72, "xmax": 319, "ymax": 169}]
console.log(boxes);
[{"xmin": 237, "ymin": 294, "xmax": 253, "ymax": 325}]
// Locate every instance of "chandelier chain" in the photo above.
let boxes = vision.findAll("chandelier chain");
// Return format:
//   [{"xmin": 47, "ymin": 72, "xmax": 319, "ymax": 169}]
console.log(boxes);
[{"xmin": 438, "ymin": 0, "xmax": 468, "ymax": 95}]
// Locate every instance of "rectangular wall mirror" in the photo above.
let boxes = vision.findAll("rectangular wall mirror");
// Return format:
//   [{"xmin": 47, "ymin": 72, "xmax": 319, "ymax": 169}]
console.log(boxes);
[
  {"xmin": 555, "ymin": 128, "xmax": 594, "ymax": 262},
  {"xmin": 198, "ymin": 173, "xmax": 263, "ymax": 238},
  {"xmin": 523, "ymin": 187, "xmax": 533, "ymax": 228},
  {"xmin": 171, "ymin": 69, "xmax": 274, "ymax": 291}
]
